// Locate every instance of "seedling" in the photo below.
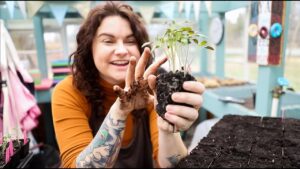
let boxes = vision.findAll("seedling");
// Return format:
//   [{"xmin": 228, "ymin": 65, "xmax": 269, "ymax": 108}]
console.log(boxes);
[
  {"xmin": 144, "ymin": 20, "xmax": 213, "ymax": 74},
  {"xmin": 143, "ymin": 20, "xmax": 214, "ymax": 119},
  {"xmin": 1, "ymin": 135, "xmax": 11, "ymax": 157}
]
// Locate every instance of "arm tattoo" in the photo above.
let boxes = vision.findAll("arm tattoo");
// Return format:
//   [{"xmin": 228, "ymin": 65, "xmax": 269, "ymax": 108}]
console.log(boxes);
[
  {"xmin": 167, "ymin": 154, "xmax": 181, "ymax": 167},
  {"xmin": 76, "ymin": 113, "xmax": 126, "ymax": 168}
]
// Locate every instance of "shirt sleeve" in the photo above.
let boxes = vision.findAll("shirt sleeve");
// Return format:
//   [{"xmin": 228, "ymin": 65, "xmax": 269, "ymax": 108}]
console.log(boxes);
[{"xmin": 51, "ymin": 78, "xmax": 93, "ymax": 168}]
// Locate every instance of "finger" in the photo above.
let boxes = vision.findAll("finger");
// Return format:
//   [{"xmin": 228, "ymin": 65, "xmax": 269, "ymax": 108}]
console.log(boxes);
[
  {"xmin": 148, "ymin": 75, "xmax": 158, "ymax": 106},
  {"xmin": 113, "ymin": 85, "xmax": 125, "ymax": 98},
  {"xmin": 171, "ymin": 124, "xmax": 176, "ymax": 133},
  {"xmin": 166, "ymin": 105, "xmax": 199, "ymax": 121},
  {"xmin": 148, "ymin": 83, "xmax": 157, "ymax": 107},
  {"xmin": 125, "ymin": 56, "xmax": 136, "ymax": 90},
  {"xmin": 147, "ymin": 74, "xmax": 157, "ymax": 91},
  {"xmin": 172, "ymin": 92, "xmax": 203, "ymax": 108},
  {"xmin": 158, "ymin": 116, "xmax": 174, "ymax": 133},
  {"xmin": 143, "ymin": 56, "xmax": 168, "ymax": 79},
  {"xmin": 135, "ymin": 47, "xmax": 151, "ymax": 80},
  {"xmin": 164, "ymin": 112, "xmax": 192, "ymax": 131},
  {"xmin": 183, "ymin": 81, "xmax": 205, "ymax": 94},
  {"xmin": 173, "ymin": 125, "xmax": 179, "ymax": 133}
]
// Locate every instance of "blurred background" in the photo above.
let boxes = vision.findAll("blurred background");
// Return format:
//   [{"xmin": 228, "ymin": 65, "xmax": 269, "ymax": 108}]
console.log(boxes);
[{"xmin": 1, "ymin": 1, "xmax": 299, "ymax": 90}]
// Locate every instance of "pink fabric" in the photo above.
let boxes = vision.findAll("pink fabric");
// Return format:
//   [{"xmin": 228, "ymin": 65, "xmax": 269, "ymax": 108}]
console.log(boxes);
[
  {"xmin": 52, "ymin": 67, "xmax": 71, "ymax": 74},
  {"xmin": 5, "ymin": 140, "xmax": 14, "ymax": 163},
  {"xmin": 34, "ymin": 78, "xmax": 53, "ymax": 90},
  {"xmin": 16, "ymin": 64, "xmax": 33, "ymax": 83},
  {"xmin": 8, "ymin": 140, "xmax": 13, "ymax": 155},
  {"xmin": 7, "ymin": 70, "xmax": 41, "ymax": 132},
  {"xmin": 0, "ymin": 115, "xmax": 2, "ymax": 139},
  {"xmin": 5, "ymin": 147, "xmax": 10, "ymax": 163},
  {"xmin": 0, "ymin": 132, "xmax": 2, "ymax": 144},
  {"xmin": 1, "ymin": 23, "xmax": 38, "ymax": 139}
]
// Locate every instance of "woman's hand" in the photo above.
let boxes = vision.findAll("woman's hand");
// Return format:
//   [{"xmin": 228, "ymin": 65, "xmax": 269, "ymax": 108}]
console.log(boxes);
[
  {"xmin": 113, "ymin": 47, "xmax": 167, "ymax": 118},
  {"xmin": 148, "ymin": 76, "xmax": 205, "ymax": 133}
]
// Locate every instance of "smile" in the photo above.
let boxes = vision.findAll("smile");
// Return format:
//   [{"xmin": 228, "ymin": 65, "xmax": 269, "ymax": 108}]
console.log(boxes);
[{"xmin": 110, "ymin": 60, "xmax": 129, "ymax": 66}]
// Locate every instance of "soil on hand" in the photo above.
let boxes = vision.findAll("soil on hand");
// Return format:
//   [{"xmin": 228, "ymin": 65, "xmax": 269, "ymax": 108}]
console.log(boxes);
[
  {"xmin": 176, "ymin": 115, "xmax": 300, "ymax": 168},
  {"xmin": 156, "ymin": 70, "xmax": 196, "ymax": 119}
]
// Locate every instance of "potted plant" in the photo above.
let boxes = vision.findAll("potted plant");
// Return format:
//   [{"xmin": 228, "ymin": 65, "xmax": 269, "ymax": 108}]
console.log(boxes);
[
  {"xmin": 0, "ymin": 134, "xmax": 30, "ymax": 168},
  {"xmin": 143, "ymin": 21, "xmax": 214, "ymax": 120}
]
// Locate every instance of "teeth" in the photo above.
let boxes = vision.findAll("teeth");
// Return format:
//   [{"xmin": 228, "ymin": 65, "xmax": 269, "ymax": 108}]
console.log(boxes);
[{"xmin": 111, "ymin": 60, "xmax": 129, "ymax": 65}]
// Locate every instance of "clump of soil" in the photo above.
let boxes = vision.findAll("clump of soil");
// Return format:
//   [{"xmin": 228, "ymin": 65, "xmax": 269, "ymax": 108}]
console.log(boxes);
[
  {"xmin": 156, "ymin": 70, "xmax": 196, "ymax": 119},
  {"xmin": 176, "ymin": 115, "xmax": 300, "ymax": 168}
]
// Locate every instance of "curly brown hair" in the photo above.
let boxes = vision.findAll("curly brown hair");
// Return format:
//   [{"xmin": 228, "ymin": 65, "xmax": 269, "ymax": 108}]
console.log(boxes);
[{"xmin": 69, "ymin": 1, "xmax": 152, "ymax": 135}]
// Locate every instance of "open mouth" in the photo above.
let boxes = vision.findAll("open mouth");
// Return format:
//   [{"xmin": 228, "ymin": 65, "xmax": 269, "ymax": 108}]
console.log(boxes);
[{"xmin": 110, "ymin": 60, "xmax": 129, "ymax": 66}]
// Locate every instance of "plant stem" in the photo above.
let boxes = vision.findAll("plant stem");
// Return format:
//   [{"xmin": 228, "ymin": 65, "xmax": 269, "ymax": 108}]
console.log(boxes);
[
  {"xmin": 164, "ymin": 45, "xmax": 171, "ymax": 72},
  {"xmin": 184, "ymin": 45, "xmax": 189, "ymax": 76},
  {"xmin": 170, "ymin": 43, "xmax": 175, "ymax": 72},
  {"xmin": 176, "ymin": 42, "xmax": 182, "ymax": 71}
]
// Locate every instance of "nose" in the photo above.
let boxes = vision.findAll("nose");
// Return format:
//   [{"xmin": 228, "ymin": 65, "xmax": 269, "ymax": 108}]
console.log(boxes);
[{"xmin": 115, "ymin": 42, "xmax": 128, "ymax": 56}]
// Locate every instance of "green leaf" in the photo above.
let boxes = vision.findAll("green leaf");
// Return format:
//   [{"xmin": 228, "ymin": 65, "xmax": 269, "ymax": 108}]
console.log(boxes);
[
  {"xmin": 180, "ymin": 27, "xmax": 193, "ymax": 32},
  {"xmin": 193, "ymin": 39, "xmax": 198, "ymax": 44},
  {"xmin": 175, "ymin": 32, "xmax": 181, "ymax": 41},
  {"xmin": 205, "ymin": 46, "xmax": 214, "ymax": 50},
  {"xmin": 199, "ymin": 41, "xmax": 207, "ymax": 46},
  {"xmin": 164, "ymin": 28, "xmax": 171, "ymax": 36},
  {"xmin": 181, "ymin": 38, "xmax": 188, "ymax": 44},
  {"xmin": 188, "ymin": 30, "xmax": 195, "ymax": 35}
]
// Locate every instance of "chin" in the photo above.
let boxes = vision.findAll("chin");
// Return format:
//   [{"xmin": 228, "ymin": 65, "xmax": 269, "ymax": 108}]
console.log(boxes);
[{"xmin": 111, "ymin": 77, "xmax": 126, "ymax": 85}]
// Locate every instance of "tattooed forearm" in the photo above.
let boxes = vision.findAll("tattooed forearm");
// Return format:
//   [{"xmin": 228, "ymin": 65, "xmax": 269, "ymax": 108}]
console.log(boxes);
[
  {"xmin": 76, "ymin": 113, "xmax": 126, "ymax": 168},
  {"xmin": 167, "ymin": 154, "xmax": 181, "ymax": 167}
]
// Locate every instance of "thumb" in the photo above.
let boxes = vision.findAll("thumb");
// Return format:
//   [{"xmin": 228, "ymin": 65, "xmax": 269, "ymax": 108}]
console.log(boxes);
[{"xmin": 113, "ymin": 85, "xmax": 125, "ymax": 98}]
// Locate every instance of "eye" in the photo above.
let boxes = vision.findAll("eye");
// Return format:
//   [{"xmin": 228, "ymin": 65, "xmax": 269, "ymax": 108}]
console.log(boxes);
[
  {"xmin": 102, "ymin": 39, "xmax": 113, "ymax": 44},
  {"xmin": 125, "ymin": 38, "xmax": 137, "ymax": 44}
]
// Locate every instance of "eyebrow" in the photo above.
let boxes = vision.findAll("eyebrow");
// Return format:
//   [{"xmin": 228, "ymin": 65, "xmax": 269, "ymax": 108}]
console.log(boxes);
[{"xmin": 97, "ymin": 33, "xmax": 135, "ymax": 39}]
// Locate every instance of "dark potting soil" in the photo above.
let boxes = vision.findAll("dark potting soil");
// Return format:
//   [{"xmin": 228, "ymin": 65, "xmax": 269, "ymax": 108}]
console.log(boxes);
[
  {"xmin": 156, "ymin": 70, "xmax": 196, "ymax": 119},
  {"xmin": 176, "ymin": 144, "xmax": 221, "ymax": 168},
  {"xmin": 210, "ymin": 148, "xmax": 249, "ymax": 168},
  {"xmin": 283, "ymin": 118, "xmax": 300, "ymax": 131},
  {"xmin": 176, "ymin": 115, "xmax": 300, "ymax": 168},
  {"xmin": 261, "ymin": 117, "xmax": 283, "ymax": 130}
]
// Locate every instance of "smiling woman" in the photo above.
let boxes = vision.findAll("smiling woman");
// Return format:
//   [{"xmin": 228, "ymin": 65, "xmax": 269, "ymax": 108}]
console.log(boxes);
[{"xmin": 51, "ymin": 1, "xmax": 205, "ymax": 168}]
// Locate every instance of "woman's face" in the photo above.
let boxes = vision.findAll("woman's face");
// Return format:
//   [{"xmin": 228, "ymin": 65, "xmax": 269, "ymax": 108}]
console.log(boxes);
[{"xmin": 92, "ymin": 15, "xmax": 141, "ymax": 85}]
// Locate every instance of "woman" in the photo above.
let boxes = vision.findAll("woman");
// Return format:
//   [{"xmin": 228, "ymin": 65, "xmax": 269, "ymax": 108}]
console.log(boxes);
[{"xmin": 51, "ymin": 1, "xmax": 204, "ymax": 168}]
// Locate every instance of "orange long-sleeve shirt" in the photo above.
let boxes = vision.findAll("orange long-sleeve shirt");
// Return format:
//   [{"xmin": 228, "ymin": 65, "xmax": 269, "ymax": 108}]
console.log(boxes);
[{"xmin": 51, "ymin": 75, "xmax": 159, "ymax": 168}]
